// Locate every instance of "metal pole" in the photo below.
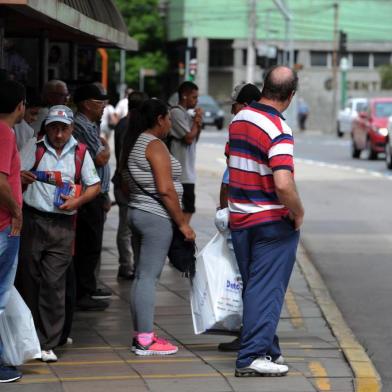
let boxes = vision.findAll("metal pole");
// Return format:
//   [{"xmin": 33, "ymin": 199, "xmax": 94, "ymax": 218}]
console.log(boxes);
[
  {"xmin": 185, "ymin": 36, "xmax": 192, "ymax": 81},
  {"xmin": 139, "ymin": 68, "xmax": 145, "ymax": 92},
  {"xmin": 246, "ymin": 0, "xmax": 257, "ymax": 83},
  {"xmin": 331, "ymin": 2, "xmax": 339, "ymax": 133},
  {"xmin": 286, "ymin": 1, "xmax": 294, "ymax": 67},
  {"xmin": 120, "ymin": 49, "xmax": 126, "ymax": 97},
  {"xmin": 273, "ymin": 0, "xmax": 293, "ymax": 66},
  {"xmin": 341, "ymin": 69, "xmax": 347, "ymax": 109},
  {"xmin": 273, "ymin": 0, "xmax": 296, "ymax": 129},
  {"xmin": 340, "ymin": 57, "xmax": 348, "ymax": 109}
]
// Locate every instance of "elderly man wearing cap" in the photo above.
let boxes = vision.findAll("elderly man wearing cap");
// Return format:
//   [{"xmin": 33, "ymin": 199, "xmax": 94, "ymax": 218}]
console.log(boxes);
[
  {"xmin": 72, "ymin": 84, "xmax": 112, "ymax": 311},
  {"xmin": 15, "ymin": 105, "xmax": 101, "ymax": 363}
]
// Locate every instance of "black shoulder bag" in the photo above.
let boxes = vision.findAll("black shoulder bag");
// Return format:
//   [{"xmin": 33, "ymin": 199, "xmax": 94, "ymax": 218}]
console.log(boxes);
[{"xmin": 128, "ymin": 170, "xmax": 196, "ymax": 278}]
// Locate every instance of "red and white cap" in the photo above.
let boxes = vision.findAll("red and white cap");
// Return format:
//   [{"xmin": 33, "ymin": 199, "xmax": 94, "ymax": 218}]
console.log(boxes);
[{"xmin": 45, "ymin": 105, "xmax": 74, "ymax": 126}]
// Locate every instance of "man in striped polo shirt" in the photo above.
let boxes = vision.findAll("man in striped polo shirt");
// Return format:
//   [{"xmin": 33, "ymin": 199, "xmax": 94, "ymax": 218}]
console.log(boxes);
[{"xmin": 228, "ymin": 66, "xmax": 305, "ymax": 377}]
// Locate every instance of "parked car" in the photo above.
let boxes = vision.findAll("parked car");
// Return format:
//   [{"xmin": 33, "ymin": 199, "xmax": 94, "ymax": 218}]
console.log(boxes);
[
  {"xmin": 169, "ymin": 93, "xmax": 225, "ymax": 130},
  {"xmin": 385, "ymin": 116, "xmax": 392, "ymax": 169},
  {"xmin": 337, "ymin": 98, "xmax": 367, "ymax": 137},
  {"xmin": 351, "ymin": 98, "xmax": 391, "ymax": 160}
]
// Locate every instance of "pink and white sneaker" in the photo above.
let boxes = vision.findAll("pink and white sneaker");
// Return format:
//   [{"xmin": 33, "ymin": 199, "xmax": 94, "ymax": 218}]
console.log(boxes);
[{"xmin": 134, "ymin": 334, "xmax": 178, "ymax": 356}]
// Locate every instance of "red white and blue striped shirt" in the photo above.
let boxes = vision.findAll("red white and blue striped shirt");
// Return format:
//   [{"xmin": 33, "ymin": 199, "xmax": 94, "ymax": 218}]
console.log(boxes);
[{"xmin": 228, "ymin": 102, "xmax": 294, "ymax": 230}]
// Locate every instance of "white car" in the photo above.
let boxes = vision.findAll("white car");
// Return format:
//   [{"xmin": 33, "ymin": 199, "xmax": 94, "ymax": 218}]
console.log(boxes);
[{"xmin": 337, "ymin": 98, "xmax": 367, "ymax": 137}]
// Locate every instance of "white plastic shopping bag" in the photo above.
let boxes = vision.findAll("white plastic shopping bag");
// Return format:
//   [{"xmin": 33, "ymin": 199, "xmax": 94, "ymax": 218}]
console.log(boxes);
[
  {"xmin": 191, "ymin": 231, "xmax": 243, "ymax": 334},
  {"xmin": 0, "ymin": 286, "xmax": 41, "ymax": 365}
]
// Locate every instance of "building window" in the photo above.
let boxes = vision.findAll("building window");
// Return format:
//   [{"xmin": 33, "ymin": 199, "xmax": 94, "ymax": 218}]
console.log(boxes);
[
  {"xmin": 352, "ymin": 52, "xmax": 369, "ymax": 67},
  {"xmin": 209, "ymin": 40, "xmax": 233, "ymax": 67},
  {"xmin": 310, "ymin": 51, "xmax": 327, "ymax": 67},
  {"xmin": 374, "ymin": 52, "xmax": 391, "ymax": 67}
]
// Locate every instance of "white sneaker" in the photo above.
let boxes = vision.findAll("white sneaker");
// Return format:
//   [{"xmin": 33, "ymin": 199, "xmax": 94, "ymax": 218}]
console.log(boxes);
[
  {"xmin": 235, "ymin": 356, "xmax": 288, "ymax": 377},
  {"xmin": 40, "ymin": 350, "xmax": 58, "ymax": 363},
  {"xmin": 274, "ymin": 355, "xmax": 285, "ymax": 365}
]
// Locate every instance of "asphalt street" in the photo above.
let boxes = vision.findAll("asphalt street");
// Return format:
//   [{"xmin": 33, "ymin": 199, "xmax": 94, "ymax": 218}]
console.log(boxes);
[{"xmin": 198, "ymin": 127, "xmax": 392, "ymax": 391}]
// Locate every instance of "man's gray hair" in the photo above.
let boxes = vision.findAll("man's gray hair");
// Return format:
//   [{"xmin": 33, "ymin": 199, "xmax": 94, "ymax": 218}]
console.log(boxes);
[{"xmin": 42, "ymin": 80, "xmax": 67, "ymax": 100}]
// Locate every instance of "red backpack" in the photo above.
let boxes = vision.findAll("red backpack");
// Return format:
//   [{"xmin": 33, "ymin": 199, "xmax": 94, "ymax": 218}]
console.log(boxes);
[{"xmin": 33, "ymin": 141, "xmax": 88, "ymax": 185}]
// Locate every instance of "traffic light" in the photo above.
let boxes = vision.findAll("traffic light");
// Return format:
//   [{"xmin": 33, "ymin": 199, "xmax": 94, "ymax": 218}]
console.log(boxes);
[
  {"xmin": 339, "ymin": 30, "xmax": 348, "ymax": 57},
  {"xmin": 178, "ymin": 62, "xmax": 185, "ymax": 76},
  {"xmin": 188, "ymin": 58, "xmax": 197, "ymax": 81}
]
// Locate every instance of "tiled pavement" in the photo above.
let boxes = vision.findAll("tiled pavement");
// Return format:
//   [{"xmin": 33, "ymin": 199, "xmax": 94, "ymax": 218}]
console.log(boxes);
[{"xmin": 5, "ymin": 173, "xmax": 355, "ymax": 392}]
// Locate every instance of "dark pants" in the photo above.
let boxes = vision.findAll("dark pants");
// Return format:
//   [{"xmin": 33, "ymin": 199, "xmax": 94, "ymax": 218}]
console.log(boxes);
[
  {"xmin": 298, "ymin": 113, "xmax": 308, "ymax": 131},
  {"xmin": 60, "ymin": 262, "xmax": 76, "ymax": 345},
  {"xmin": 74, "ymin": 194, "xmax": 106, "ymax": 299},
  {"xmin": 15, "ymin": 206, "xmax": 74, "ymax": 350},
  {"xmin": 113, "ymin": 187, "xmax": 133, "ymax": 270},
  {"xmin": 231, "ymin": 219, "xmax": 300, "ymax": 369}
]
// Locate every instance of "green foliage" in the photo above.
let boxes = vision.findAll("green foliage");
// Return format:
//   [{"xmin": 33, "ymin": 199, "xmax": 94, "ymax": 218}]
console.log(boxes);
[
  {"xmin": 379, "ymin": 65, "xmax": 392, "ymax": 90},
  {"xmin": 114, "ymin": 0, "xmax": 168, "ymax": 94}
]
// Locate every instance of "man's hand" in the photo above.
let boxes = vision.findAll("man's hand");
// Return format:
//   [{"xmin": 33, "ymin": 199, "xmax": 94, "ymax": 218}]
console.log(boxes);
[
  {"xmin": 194, "ymin": 108, "xmax": 203, "ymax": 128},
  {"xmin": 58, "ymin": 195, "xmax": 81, "ymax": 212},
  {"xmin": 102, "ymin": 195, "xmax": 112, "ymax": 213},
  {"xmin": 99, "ymin": 136, "xmax": 109, "ymax": 147},
  {"xmin": 289, "ymin": 210, "xmax": 304, "ymax": 231},
  {"xmin": 10, "ymin": 210, "xmax": 22, "ymax": 236},
  {"xmin": 20, "ymin": 171, "xmax": 36, "ymax": 185}
]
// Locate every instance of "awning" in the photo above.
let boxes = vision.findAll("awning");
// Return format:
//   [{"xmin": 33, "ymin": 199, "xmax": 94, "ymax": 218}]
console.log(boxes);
[{"xmin": 0, "ymin": 0, "xmax": 138, "ymax": 51}]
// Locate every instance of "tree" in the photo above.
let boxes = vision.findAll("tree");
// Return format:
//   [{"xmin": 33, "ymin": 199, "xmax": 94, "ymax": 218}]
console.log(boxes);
[
  {"xmin": 379, "ymin": 65, "xmax": 392, "ymax": 90},
  {"xmin": 114, "ymin": 0, "xmax": 168, "ymax": 96}
]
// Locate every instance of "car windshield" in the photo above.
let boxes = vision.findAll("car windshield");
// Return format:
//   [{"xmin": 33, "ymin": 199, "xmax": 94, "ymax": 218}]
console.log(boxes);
[
  {"xmin": 198, "ymin": 95, "xmax": 217, "ymax": 106},
  {"xmin": 374, "ymin": 102, "xmax": 392, "ymax": 118}
]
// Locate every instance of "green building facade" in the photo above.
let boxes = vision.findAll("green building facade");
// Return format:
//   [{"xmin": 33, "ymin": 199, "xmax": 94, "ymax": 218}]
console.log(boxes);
[{"xmin": 166, "ymin": 0, "xmax": 392, "ymax": 131}]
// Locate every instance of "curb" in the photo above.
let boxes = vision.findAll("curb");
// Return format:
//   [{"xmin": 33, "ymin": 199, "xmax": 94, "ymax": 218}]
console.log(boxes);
[
  {"xmin": 197, "ymin": 164, "xmax": 382, "ymax": 392},
  {"xmin": 297, "ymin": 244, "xmax": 382, "ymax": 392}
]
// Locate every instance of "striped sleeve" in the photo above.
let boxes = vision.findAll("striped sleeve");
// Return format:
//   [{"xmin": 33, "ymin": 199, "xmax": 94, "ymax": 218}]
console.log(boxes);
[{"xmin": 268, "ymin": 133, "xmax": 294, "ymax": 172}]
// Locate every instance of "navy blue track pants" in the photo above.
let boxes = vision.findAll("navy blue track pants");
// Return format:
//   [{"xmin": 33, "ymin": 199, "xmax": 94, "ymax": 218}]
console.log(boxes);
[{"xmin": 232, "ymin": 219, "xmax": 300, "ymax": 369}]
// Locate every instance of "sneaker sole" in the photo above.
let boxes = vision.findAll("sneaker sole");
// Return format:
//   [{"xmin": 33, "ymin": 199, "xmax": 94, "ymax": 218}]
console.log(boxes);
[
  {"xmin": 235, "ymin": 369, "xmax": 288, "ymax": 377},
  {"xmin": 134, "ymin": 348, "xmax": 178, "ymax": 356},
  {"xmin": 40, "ymin": 358, "xmax": 58, "ymax": 363},
  {"xmin": 0, "ymin": 375, "xmax": 22, "ymax": 383}
]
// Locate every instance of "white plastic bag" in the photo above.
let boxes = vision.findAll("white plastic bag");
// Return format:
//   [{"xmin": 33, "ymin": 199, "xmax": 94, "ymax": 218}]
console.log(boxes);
[
  {"xmin": 0, "ymin": 287, "xmax": 41, "ymax": 365},
  {"xmin": 191, "ymin": 231, "xmax": 243, "ymax": 334}
]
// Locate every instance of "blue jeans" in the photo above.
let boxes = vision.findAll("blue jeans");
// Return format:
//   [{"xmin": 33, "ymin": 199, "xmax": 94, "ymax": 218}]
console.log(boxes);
[
  {"xmin": 0, "ymin": 226, "xmax": 20, "ymax": 360},
  {"xmin": 232, "ymin": 219, "xmax": 300, "ymax": 369}
]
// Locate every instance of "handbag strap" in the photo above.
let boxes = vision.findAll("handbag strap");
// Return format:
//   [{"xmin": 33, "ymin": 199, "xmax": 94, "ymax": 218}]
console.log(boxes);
[{"xmin": 127, "ymin": 167, "xmax": 165, "ymax": 207}]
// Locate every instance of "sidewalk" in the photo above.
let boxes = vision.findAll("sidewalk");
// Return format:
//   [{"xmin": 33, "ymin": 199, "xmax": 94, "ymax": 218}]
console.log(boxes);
[{"xmin": 6, "ymin": 172, "xmax": 356, "ymax": 392}]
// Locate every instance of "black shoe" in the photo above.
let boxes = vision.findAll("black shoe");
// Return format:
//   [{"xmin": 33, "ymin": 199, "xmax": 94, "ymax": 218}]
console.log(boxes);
[
  {"xmin": 0, "ymin": 364, "xmax": 22, "ymax": 383},
  {"xmin": 76, "ymin": 296, "xmax": 108, "ymax": 311},
  {"xmin": 117, "ymin": 266, "xmax": 135, "ymax": 280},
  {"xmin": 90, "ymin": 288, "xmax": 112, "ymax": 300},
  {"xmin": 218, "ymin": 336, "xmax": 241, "ymax": 352}
]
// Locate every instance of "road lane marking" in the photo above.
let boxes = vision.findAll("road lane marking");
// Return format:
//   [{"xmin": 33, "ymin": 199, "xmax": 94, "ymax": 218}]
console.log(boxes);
[
  {"xmin": 296, "ymin": 158, "xmax": 392, "ymax": 180},
  {"xmin": 285, "ymin": 288, "xmax": 305, "ymax": 329},
  {"xmin": 309, "ymin": 361, "xmax": 331, "ymax": 391}
]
